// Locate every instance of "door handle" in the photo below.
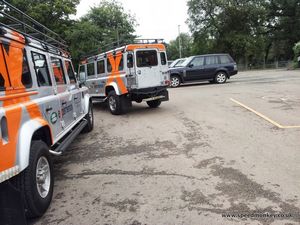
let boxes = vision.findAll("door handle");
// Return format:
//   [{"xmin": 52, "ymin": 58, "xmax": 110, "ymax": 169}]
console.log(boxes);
[
  {"xmin": 62, "ymin": 101, "xmax": 67, "ymax": 106},
  {"xmin": 46, "ymin": 106, "xmax": 53, "ymax": 112},
  {"xmin": 74, "ymin": 96, "xmax": 78, "ymax": 100}
]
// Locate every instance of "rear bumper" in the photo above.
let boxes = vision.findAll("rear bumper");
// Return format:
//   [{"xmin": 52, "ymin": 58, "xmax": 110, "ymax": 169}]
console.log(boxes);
[
  {"xmin": 229, "ymin": 70, "xmax": 238, "ymax": 76},
  {"xmin": 129, "ymin": 86, "xmax": 169, "ymax": 102}
]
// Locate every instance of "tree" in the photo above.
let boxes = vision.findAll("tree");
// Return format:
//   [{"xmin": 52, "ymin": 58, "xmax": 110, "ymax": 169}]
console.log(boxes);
[
  {"xmin": 167, "ymin": 33, "xmax": 193, "ymax": 60},
  {"xmin": 1, "ymin": 0, "xmax": 80, "ymax": 38},
  {"xmin": 266, "ymin": 0, "xmax": 300, "ymax": 60},
  {"xmin": 67, "ymin": 0, "xmax": 137, "ymax": 65},
  {"xmin": 187, "ymin": 0, "xmax": 268, "ymax": 64}
]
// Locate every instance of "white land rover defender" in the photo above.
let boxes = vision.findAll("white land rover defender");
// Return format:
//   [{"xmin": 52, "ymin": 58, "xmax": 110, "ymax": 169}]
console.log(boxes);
[
  {"xmin": 78, "ymin": 40, "xmax": 170, "ymax": 115},
  {"xmin": 0, "ymin": 1, "xmax": 94, "ymax": 220}
]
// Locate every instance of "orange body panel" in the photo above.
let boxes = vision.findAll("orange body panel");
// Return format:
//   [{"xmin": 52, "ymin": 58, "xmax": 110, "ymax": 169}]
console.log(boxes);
[
  {"xmin": 0, "ymin": 38, "xmax": 50, "ymax": 172},
  {"xmin": 107, "ymin": 52, "xmax": 128, "ymax": 94},
  {"xmin": 126, "ymin": 44, "xmax": 166, "ymax": 52}
]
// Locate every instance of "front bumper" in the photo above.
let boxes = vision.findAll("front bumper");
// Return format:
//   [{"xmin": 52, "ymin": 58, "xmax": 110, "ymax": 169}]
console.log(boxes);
[{"xmin": 129, "ymin": 86, "xmax": 169, "ymax": 102}]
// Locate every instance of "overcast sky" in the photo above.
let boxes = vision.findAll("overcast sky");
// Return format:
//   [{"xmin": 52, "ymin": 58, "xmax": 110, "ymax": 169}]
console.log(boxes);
[{"xmin": 75, "ymin": 0, "xmax": 190, "ymax": 42}]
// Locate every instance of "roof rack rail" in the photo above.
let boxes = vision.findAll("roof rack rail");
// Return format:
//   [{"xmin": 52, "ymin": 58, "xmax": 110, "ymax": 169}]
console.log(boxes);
[
  {"xmin": 81, "ymin": 38, "xmax": 165, "ymax": 60},
  {"xmin": 0, "ymin": 0, "xmax": 68, "ymax": 50}
]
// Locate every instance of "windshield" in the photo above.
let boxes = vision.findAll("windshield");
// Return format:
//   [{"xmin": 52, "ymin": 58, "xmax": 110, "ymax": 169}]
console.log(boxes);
[
  {"xmin": 181, "ymin": 56, "xmax": 194, "ymax": 67},
  {"xmin": 174, "ymin": 59, "xmax": 186, "ymax": 67}
]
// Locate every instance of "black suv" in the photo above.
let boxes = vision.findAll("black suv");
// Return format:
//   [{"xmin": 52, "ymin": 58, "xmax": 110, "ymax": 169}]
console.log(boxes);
[{"xmin": 169, "ymin": 54, "xmax": 238, "ymax": 87}]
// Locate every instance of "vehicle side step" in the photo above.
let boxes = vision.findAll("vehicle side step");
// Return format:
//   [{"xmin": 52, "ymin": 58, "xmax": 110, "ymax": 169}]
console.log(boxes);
[
  {"xmin": 92, "ymin": 97, "xmax": 107, "ymax": 103},
  {"xmin": 50, "ymin": 119, "xmax": 88, "ymax": 155}
]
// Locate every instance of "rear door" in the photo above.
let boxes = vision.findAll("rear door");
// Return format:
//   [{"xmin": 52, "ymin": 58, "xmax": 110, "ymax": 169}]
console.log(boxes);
[
  {"xmin": 64, "ymin": 60, "xmax": 83, "ymax": 120},
  {"xmin": 135, "ymin": 49, "xmax": 161, "ymax": 89},
  {"xmin": 50, "ymin": 56, "xmax": 73, "ymax": 130},
  {"xmin": 204, "ymin": 55, "xmax": 219, "ymax": 78}
]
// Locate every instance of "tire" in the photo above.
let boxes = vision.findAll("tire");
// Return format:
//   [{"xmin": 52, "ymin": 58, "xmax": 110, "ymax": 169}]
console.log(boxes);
[
  {"xmin": 11, "ymin": 140, "xmax": 53, "ymax": 218},
  {"xmin": 214, "ymin": 72, "xmax": 227, "ymax": 84},
  {"xmin": 170, "ymin": 75, "xmax": 181, "ymax": 88},
  {"xmin": 147, "ymin": 99, "xmax": 161, "ymax": 108},
  {"xmin": 82, "ymin": 101, "xmax": 94, "ymax": 133},
  {"xmin": 107, "ymin": 90, "xmax": 125, "ymax": 115}
]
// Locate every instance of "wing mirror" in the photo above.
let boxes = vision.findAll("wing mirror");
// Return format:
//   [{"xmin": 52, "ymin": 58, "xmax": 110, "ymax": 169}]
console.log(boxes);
[{"xmin": 188, "ymin": 64, "xmax": 194, "ymax": 68}]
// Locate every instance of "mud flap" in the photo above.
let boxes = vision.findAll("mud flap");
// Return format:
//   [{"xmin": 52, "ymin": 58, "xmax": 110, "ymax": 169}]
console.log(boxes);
[{"xmin": 0, "ymin": 181, "xmax": 27, "ymax": 225}]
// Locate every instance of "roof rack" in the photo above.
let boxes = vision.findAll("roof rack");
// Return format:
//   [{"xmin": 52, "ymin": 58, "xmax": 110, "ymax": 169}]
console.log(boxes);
[
  {"xmin": 0, "ymin": 0, "xmax": 68, "ymax": 51},
  {"xmin": 82, "ymin": 38, "xmax": 165, "ymax": 60}
]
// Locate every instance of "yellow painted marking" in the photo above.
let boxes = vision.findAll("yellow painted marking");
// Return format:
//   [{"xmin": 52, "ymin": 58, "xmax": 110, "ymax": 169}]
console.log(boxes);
[{"xmin": 230, "ymin": 98, "xmax": 300, "ymax": 129}]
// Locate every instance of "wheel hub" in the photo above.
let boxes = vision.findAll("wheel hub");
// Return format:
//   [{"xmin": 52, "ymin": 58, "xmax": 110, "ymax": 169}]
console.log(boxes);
[
  {"xmin": 109, "ymin": 96, "xmax": 117, "ymax": 111},
  {"xmin": 36, "ymin": 156, "xmax": 51, "ymax": 198}
]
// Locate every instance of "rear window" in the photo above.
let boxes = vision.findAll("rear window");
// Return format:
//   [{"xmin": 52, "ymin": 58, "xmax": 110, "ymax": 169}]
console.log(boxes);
[
  {"xmin": 136, "ymin": 50, "xmax": 158, "ymax": 67},
  {"xmin": 219, "ymin": 55, "xmax": 231, "ymax": 64}
]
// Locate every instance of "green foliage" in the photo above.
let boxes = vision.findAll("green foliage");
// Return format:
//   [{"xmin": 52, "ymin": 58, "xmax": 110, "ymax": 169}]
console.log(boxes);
[
  {"xmin": 293, "ymin": 42, "xmax": 300, "ymax": 56},
  {"xmin": 187, "ymin": 0, "xmax": 300, "ymax": 63},
  {"xmin": 5, "ymin": 0, "xmax": 80, "ymax": 38},
  {"xmin": 67, "ymin": 0, "xmax": 137, "ymax": 66},
  {"xmin": 187, "ymin": 0, "xmax": 267, "ymax": 63},
  {"xmin": 167, "ymin": 33, "xmax": 193, "ymax": 60}
]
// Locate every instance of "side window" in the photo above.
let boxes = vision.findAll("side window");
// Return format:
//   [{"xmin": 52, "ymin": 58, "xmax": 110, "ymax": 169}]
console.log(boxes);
[
  {"xmin": 107, "ymin": 59, "xmax": 112, "ymax": 73},
  {"xmin": 79, "ymin": 65, "xmax": 86, "ymax": 82},
  {"xmin": 160, "ymin": 52, "xmax": 167, "ymax": 65},
  {"xmin": 65, "ymin": 61, "xmax": 76, "ymax": 84},
  {"xmin": 21, "ymin": 51, "xmax": 32, "ymax": 88},
  {"xmin": 51, "ymin": 57, "xmax": 66, "ymax": 85},
  {"xmin": 219, "ymin": 55, "xmax": 230, "ymax": 64},
  {"xmin": 205, "ymin": 56, "xmax": 218, "ymax": 65},
  {"xmin": 127, "ymin": 53, "xmax": 133, "ymax": 68},
  {"xmin": 0, "ymin": 44, "xmax": 9, "ymax": 90},
  {"xmin": 191, "ymin": 57, "xmax": 204, "ymax": 67},
  {"xmin": 107, "ymin": 55, "xmax": 124, "ymax": 72},
  {"xmin": 32, "ymin": 52, "xmax": 52, "ymax": 87},
  {"xmin": 87, "ymin": 62, "xmax": 95, "ymax": 76},
  {"xmin": 118, "ymin": 55, "xmax": 124, "ymax": 71},
  {"xmin": 97, "ymin": 60, "xmax": 105, "ymax": 74}
]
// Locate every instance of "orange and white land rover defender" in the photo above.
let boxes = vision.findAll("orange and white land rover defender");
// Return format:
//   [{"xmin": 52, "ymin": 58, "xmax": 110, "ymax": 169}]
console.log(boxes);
[
  {"xmin": 0, "ymin": 1, "xmax": 94, "ymax": 219},
  {"xmin": 79, "ymin": 40, "xmax": 170, "ymax": 115}
]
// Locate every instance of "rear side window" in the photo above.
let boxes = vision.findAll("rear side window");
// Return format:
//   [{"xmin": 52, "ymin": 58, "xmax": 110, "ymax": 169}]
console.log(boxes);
[
  {"xmin": 136, "ymin": 50, "xmax": 158, "ymax": 67},
  {"xmin": 97, "ymin": 60, "xmax": 105, "ymax": 74},
  {"xmin": 219, "ymin": 55, "xmax": 231, "ymax": 64},
  {"xmin": 205, "ymin": 56, "xmax": 218, "ymax": 65},
  {"xmin": 0, "ymin": 45, "xmax": 9, "ymax": 90},
  {"xmin": 87, "ymin": 62, "xmax": 95, "ymax": 76},
  {"xmin": 65, "ymin": 61, "xmax": 76, "ymax": 84},
  {"xmin": 51, "ymin": 57, "xmax": 66, "ymax": 85},
  {"xmin": 160, "ymin": 52, "xmax": 167, "ymax": 65},
  {"xmin": 0, "ymin": 44, "xmax": 32, "ymax": 89},
  {"xmin": 21, "ymin": 51, "xmax": 32, "ymax": 88},
  {"xmin": 32, "ymin": 52, "xmax": 52, "ymax": 87},
  {"xmin": 107, "ymin": 55, "xmax": 124, "ymax": 72}
]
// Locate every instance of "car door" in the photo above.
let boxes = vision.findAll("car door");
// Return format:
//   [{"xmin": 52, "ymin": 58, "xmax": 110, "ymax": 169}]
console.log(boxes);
[
  {"xmin": 64, "ymin": 60, "xmax": 83, "ymax": 121},
  {"xmin": 185, "ymin": 56, "xmax": 205, "ymax": 81},
  {"xmin": 135, "ymin": 49, "xmax": 161, "ymax": 88},
  {"xmin": 85, "ymin": 61, "xmax": 98, "ymax": 96},
  {"xmin": 30, "ymin": 51, "xmax": 63, "ymax": 138},
  {"xmin": 50, "ymin": 56, "xmax": 73, "ymax": 130},
  {"xmin": 204, "ymin": 55, "xmax": 219, "ymax": 79}
]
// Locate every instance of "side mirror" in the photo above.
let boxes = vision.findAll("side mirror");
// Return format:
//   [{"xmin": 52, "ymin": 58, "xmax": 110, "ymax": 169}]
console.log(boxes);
[{"xmin": 188, "ymin": 64, "xmax": 194, "ymax": 68}]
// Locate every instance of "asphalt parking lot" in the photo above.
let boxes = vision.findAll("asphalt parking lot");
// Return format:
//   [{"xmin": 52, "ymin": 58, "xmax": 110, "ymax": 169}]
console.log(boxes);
[{"xmin": 32, "ymin": 69, "xmax": 300, "ymax": 225}]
